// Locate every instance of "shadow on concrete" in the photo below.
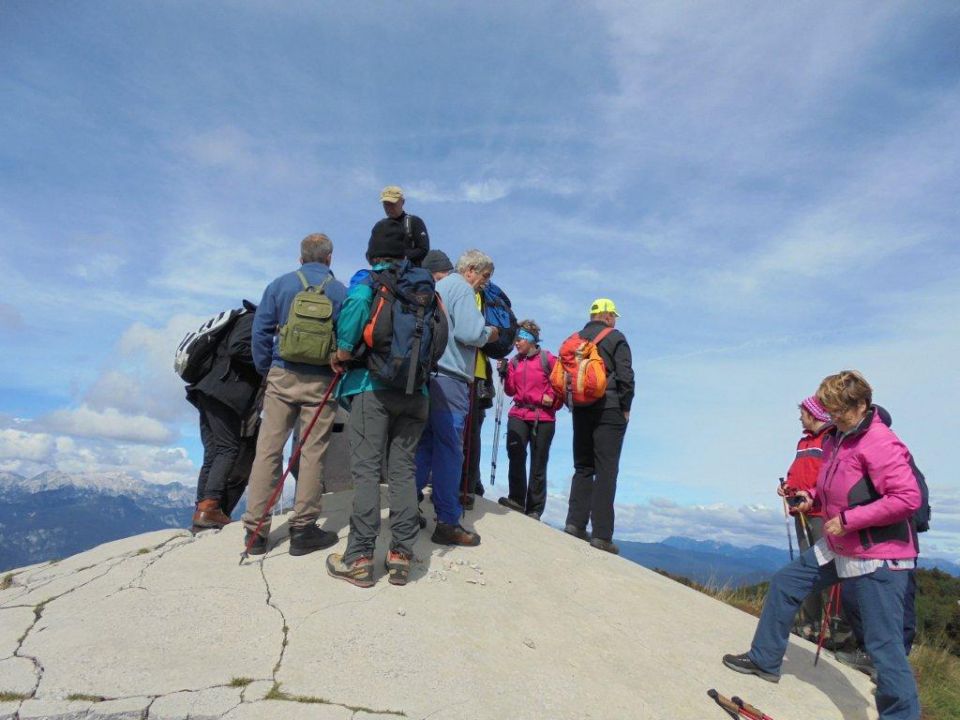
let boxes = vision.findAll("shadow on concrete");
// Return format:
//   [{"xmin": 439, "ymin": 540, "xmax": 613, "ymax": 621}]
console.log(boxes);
[{"xmin": 783, "ymin": 643, "xmax": 874, "ymax": 720}]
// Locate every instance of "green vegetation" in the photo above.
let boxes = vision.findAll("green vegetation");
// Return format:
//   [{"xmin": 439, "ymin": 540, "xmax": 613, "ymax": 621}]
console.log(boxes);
[
  {"xmin": 659, "ymin": 567, "xmax": 960, "ymax": 720},
  {"xmin": 0, "ymin": 574, "xmax": 13, "ymax": 591},
  {"xmin": 264, "ymin": 683, "xmax": 405, "ymax": 716},
  {"xmin": 136, "ymin": 548, "xmax": 151, "ymax": 555},
  {"xmin": 228, "ymin": 678, "xmax": 254, "ymax": 688},
  {"xmin": 0, "ymin": 691, "xmax": 30, "ymax": 701},
  {"xmin": 66, "ymin": 693, "xmax": 106, "ymax": 702}
]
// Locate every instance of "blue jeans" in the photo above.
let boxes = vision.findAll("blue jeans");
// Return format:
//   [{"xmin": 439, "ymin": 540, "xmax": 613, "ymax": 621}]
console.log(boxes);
[
  {"xmin": 415, "ymin": 374, "xmax": 469, "ymax": 525},
  {"xmin": 748, "ymin": 546, "xmax": 919, "ymax": 720}
]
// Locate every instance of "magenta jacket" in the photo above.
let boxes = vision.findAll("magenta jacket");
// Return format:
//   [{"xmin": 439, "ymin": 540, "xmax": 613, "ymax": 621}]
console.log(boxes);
[
  {"xmin": 810, "ymin": 407, "xmax": 921, "ymax": 560},
  {"xmin": 503, "ymin": 350, "xmax": 563, "ymax": 422}
]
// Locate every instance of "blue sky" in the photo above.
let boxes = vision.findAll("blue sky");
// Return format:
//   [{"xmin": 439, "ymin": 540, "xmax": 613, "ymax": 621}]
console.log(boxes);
[{"xmin": 2, "ymin": 1, "xmax": 958, "ymax": 556}]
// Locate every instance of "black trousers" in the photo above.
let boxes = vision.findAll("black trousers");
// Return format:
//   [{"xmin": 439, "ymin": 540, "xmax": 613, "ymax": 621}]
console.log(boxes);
[
  {"xmin": 506, "ymin": 416, "xmax": 555, "ymax": 516},
  {"xmin": 195, "ymin": 394, "xmax": 243, "ymax": 506},
  {"xmin": 462, "ymin": 389, "xmax": 487, "ymax": 497},
  {"xmin": 565, "ymin": 405, "xmax": 627, "ymax": 542}
]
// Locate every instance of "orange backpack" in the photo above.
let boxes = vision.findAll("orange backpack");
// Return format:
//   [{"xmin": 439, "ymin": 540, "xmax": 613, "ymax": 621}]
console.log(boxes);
[{"xmin": 550, "ymin": 327, "xmax": 614, "ymax": 407}]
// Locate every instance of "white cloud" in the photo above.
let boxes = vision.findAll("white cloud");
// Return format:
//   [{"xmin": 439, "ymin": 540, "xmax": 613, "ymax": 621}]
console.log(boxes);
[
  {"xmin": 0, "ymin": 429, "xmax": 56, "ymax": 463},
  {"xmin": 40, "ymin": 406, "xmax": 176, "ymax": 445}
]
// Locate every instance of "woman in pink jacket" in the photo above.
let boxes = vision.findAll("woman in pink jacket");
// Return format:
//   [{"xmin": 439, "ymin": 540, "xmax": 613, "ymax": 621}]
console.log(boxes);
[
  {"xmin": 496, "ymin": 320, "xmax": 563, "ymax": 520},
  {"xmin": 723, "ymin": 370, "xmax": 921, "ymax": 720}
]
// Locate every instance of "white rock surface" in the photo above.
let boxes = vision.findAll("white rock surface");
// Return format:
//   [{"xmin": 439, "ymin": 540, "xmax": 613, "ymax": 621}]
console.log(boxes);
[{"xmin": 0, "ymin": 491, "xmax": 880, "ymax": 719}]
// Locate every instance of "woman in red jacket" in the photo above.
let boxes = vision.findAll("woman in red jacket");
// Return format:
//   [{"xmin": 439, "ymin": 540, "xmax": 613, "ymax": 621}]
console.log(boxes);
[
  {"xmin": 784, "ymin": 395, "xmax": 832, "ymax": 634},
  {"xmin": 497, "ymin": 320, "xmax": 563, "ymax": 520}
]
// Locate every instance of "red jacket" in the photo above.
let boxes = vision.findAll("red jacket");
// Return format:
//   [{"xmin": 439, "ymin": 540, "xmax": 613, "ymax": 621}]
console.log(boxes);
[
  {"xmin": 504, "ymin": 350, "xmax": 563, "ymax": 422},
  {"xmin": 785, "ymin": 425, "xmax": 830, "ymax": 517}
]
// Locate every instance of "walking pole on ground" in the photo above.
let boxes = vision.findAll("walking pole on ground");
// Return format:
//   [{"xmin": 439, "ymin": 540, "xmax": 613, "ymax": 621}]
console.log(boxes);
[
  {"xmin": 707, "ymin": 689, "xmax": 774, "ymax": 720},
  {"xmin": 239, "ymin": 371, "xmax": 342, "ymax": 565},
  {"xmin": 778, "ymin": 477, "xmax": 795, "ymax": 562},
  {"xmin": 815, "ymin": 583, "xmax": 842, "ymax": 665},
  {"xmin": 489, "ymin": 375, "xmax": 505, "ymax": 487}
]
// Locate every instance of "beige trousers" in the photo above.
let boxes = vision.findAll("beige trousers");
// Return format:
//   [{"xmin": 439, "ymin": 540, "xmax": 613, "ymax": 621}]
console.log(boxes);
[{"xmin": 242, "ymin": 366, "xmax": 337, "ymax": 534}]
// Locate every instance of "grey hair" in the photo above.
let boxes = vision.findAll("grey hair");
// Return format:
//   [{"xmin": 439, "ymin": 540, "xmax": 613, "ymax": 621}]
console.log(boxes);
[
  {"xmin": 455, "ymin": 249, "xmax": 494, "ymax": 275},
  {"xmin": 300, "ymin": 233, "xmax": 333, "ymax": 264}
]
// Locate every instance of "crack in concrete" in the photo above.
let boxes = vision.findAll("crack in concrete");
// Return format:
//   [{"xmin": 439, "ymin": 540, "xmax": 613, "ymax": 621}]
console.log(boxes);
[
  {"xmin": 107, "ymin": 536, "xmax": 194, "ymax": 598},
  {"xmin": 257, "ymin": 559, "xmax": 289, "ymax": 681}
]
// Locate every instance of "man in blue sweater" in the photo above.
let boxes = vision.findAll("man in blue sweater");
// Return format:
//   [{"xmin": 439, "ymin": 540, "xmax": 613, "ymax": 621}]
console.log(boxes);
[
  {"xmin": 242, "ymin": 233, "xmax": 347, "ymax": 557},
  {"xmin": 416, "ymin": 249, "xmax": 498, "ymax": 546}
]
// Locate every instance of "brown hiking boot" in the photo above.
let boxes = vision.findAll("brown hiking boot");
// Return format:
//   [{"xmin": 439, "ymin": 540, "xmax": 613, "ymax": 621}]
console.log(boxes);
[
  {"xmin": 192, "ymin": 499, "xmax": 232, "ymax": 530},
  {"xmin": 431, "ymin": 522, "xmax": 481, "ymax": 547}
]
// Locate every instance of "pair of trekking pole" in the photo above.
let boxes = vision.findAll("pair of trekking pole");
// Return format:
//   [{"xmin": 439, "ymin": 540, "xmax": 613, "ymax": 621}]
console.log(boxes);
[
  {"xmin": 708, "ymin": 689, "xmax": 775, "ymax": 720},
  {"xmin": 239, "ymin": 371, "xmax": 342, "ymax": 564}
]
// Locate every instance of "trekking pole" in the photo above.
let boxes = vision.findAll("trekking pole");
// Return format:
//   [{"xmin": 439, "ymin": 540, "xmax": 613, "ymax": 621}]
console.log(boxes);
[
  {"xmin": 815, "ymin": 583, "xmax": 842, "ymax": 665},
  {"xmin": 239, "ymin": 371, "xmax": 342, "ymax": 565},
  {"xmin": 489, "ymin": 374, "xmax": 505, "ymax": 487},
  {"xmin": 798, "ymin": 511, "xmax": 814, "ymax": 548},
  {"xmin": 707, "ymin": 690, "xmax": 774, "ymax": 720},
  {"xmin": 778, "ymin": 477, "xmax": 795, "ymax": 562}
]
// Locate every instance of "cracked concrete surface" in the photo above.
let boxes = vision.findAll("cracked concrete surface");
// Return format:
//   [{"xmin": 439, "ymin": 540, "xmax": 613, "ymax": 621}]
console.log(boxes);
[{"xmin": 0, "ymin": 491, "xmax": 881, "ymax": 719}]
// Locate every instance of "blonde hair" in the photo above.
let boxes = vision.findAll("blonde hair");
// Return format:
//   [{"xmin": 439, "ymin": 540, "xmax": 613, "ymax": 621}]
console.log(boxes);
[{"xmin": 816, "ymin": 370, "xmax": 873, "ymax": 414}]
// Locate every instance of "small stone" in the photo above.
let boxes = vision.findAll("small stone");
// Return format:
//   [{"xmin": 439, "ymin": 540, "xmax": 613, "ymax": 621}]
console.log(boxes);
[
  {"xmin": 457, "ymin": 559, "xmax": 465, "ymax": 565},
  {"xmin": 479, "ymin": 579, "xmax": 486, "ymax": 586},
  {"xmin": 397, "ymin": 608, "xmax": 406, "ymax": 616},
  {"xmin": 523, "ymin": 638, "xmax": 536, "ymax": 649},
  {"xmin": 466, "ymin": 579, "xmax": 478, "ymax": 584}
]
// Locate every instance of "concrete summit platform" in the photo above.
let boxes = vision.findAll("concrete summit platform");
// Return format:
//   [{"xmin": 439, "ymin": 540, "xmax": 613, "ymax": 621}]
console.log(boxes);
[{"xmin": 0, "ymin": 491, "xmax": 879, "ymax": 720}]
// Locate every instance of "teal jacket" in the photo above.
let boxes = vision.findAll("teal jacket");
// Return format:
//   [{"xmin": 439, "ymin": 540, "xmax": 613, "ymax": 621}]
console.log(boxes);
[{"xmin": 335, "ymin": 263, "xmax": 428, "ymax": 399}]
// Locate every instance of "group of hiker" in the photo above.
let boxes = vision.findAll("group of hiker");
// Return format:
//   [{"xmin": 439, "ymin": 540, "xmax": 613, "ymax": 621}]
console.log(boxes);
[
  {"xmin": 724, "ymin": 371, "xmax": 927, "ymax": 720},
  {"xmin": 179, "ymin": 186, "xmax": 925, "ymax": 720},
  {"xmin": 180, "ymin": 185, "xmax": 635, "ymax": 579}
]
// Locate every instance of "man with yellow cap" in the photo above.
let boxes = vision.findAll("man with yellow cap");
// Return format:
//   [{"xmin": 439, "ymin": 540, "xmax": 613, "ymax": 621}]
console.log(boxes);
[
  {"xmin": 370, "ymin": 185, "xmax": 430, "ymax": 266},
  {"xmin": 564, "ymin": 298, "xmax": 634, "ymax": 555}
]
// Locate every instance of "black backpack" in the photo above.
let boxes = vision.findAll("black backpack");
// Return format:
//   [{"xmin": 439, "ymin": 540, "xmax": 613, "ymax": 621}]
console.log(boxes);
[
  {"xmin": 910, "ymin": 457, "xmax": 931, "ymax": 533},
  {"xmin": 174, "ymin": 302, "xmax": 253, "ymax": 384},
  {"xmin": 361, "ymin": 260, "xmax": 449, "ymax": 394}
]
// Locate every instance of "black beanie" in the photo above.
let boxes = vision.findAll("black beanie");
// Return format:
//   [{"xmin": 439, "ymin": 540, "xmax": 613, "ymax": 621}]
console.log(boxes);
[{"xmin": 367, "ymin": 219, "xmax": 407, "ymax": 262}]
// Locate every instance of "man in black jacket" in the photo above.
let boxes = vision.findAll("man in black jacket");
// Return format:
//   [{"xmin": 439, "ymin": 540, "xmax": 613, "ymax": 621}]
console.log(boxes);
[
  {"xmin": 564, "ymin": 298, "xmax": 634, "ymax": 554},
  {"xmin": 371, "ymin": 185, "xmax": 429, "ymax": 265},
  {"xmin": 186, "ymin": 304, "xmax": 263, "ymax": 532}
]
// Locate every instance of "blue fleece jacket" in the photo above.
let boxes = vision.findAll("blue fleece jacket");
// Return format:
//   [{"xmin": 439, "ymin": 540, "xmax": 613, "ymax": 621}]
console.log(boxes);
[
  {"xmin": 435, "ymin": 272, "xmax": 492, "ymax": 382},
  {"xmin": 252, "ymin": 263, "xmax": 347, "ymax": 375}
]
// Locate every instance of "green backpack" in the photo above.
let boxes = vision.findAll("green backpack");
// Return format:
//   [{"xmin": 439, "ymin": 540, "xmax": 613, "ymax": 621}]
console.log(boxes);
[{"xmin": 278, "ymin": 271, "xmax": 334, "ymax": 365}]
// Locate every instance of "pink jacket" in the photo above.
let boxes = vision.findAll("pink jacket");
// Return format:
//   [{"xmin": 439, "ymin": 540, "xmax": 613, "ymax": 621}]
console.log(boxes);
[
  {"xmin": 810, "ymin": 408, "xmax": 921, "ymax": 560},
  {"xmin": 503, "ymin": 350, "xmax": 562, "ymax": 422}
]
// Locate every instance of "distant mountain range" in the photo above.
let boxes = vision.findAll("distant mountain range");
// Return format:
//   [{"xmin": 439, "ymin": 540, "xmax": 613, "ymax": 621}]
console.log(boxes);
[
  {"xmin": 619, "ymin": 535, "xmax": 960, "ymax": 587},
  {"xmin": 2, "ymin": 472, "xmax": 958, "ymax": 581},
  {"xmin": 0, "ymin": 470, "xmax": 194, "ymax": 572}
]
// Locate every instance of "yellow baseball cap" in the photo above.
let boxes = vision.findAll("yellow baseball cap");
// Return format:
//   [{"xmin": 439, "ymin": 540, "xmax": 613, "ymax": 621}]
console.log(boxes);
[
  {"xmin": 589, "ymin": 298, "xmax": 621, "ymax": 317},
  {"xmin": 380, "ymin": 185, "xmax": 404, "ymax": 203}
]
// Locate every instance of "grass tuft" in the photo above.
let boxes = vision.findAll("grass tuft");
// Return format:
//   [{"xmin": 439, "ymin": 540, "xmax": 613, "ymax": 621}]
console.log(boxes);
[
  {"xmin": 136, "ymin": 548, "xmax": 151, "ymax": 555},
  {"xmin": 0, "ymin": 691, "xmax": 30, "ymax": 701},
  {"xmin": 0, "ymin": 574, "xmax": 13, "ymax": 591},
  {"xmin": 66, "ymin": 693, "xmax": 106, "ymax": 702},
  {"xmin": 228, "ymin": 677, "xmax": 254, "ymax": 688}
]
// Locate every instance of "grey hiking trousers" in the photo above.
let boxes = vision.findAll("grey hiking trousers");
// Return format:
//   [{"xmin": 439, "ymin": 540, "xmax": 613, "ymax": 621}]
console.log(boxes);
[{"xmin": 343, "ymin": 389, "xmax": 429, "ymax": 564}]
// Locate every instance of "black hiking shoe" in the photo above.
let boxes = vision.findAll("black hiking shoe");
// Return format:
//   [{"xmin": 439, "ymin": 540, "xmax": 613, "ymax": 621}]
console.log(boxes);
[
  {"xmin": 497, "ymin": 496, "xmax": 525, "ymax": 513},
  {"xmin": 564, "ymin": 524, "xmax": 590, "ymax": 541},
  {"xmin": 431, "ymin": 522, "xmax": 481, "ymax": 547},
  {"xmin": 589, "ymin": 538, "xmax": 620, "ymax": 555},
  {"xmin": 835, "ymin": 648, "xmax": 877, "ymax": 681},
  {"xmin": 289, "ymin": 524, "xmax": 339, "ymax": 556},
  {"xmin": 722, "ymin": 653, "xmax": 780, "ymax": 683},
  {"xmin": 244, "ymin": 531, "xmax": 267, "ymax": 556}
]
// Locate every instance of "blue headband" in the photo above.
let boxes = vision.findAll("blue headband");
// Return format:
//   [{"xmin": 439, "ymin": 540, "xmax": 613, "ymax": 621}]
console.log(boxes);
[{"xmin": 517, "ymin": 329, "xmax": 537, "ymax": 343}]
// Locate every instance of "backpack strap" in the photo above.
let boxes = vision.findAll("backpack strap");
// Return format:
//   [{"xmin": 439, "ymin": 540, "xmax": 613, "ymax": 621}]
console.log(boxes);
[
  {"xmin": 296, "ymin": 270, "xmax": 332, "ymax": 294},
  {"xmin": 403, "ymin": 215, "xmax": 414, "ymax": 248},
  {"xmin": 592, "ymin": 327, "xmax": 615, "ymax": 347}
]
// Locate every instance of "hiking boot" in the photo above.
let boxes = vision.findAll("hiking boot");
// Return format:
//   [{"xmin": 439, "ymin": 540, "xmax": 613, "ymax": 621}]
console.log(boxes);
[
  {"xmin": 498, "ymin": 496, "xmax": 525, "ymax": 513},
  {"xmin": 564, "ymin": 524, "xmax": 590, "ymax": 541},
  {"xmin": 244, "ymin": 531, "xmax": 267, "ymax": 556},
  {"xmin": 590, "ymin": 538, "xmax": 620, "ymax": 555},
  {"xmin": 431, "ymin": 522, "xmax": 481, "ymax": 547},
  {"xmin": 460, "ymin": 493, "xmax": 475, "ymax": 511},
  {"xmin": 289, "ymin": 524, "xmax": 339, "ymax": 556},
  {"xmin": 192, "ymin": 499, "xmax": 232, "ymax": 530},
  {"xmin": 326, "ymin": 553, "xmax": 374, "ymax": 588},
  {"xmin": 385, "ymin": 550, "xmax": 412, "ymax": 586},
  {"xmin": 526, "ymin": 512, "xmax": 541, "ymax": 521},
  {"xmin": 835, "ymin": 648, "xmax": 877, "ymax": 680},
  {"xmin": 722, "ymin": 653, "xmax": 780, "ymax": 683}
]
